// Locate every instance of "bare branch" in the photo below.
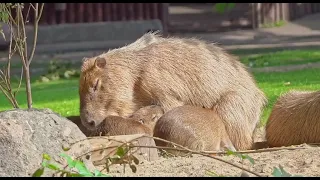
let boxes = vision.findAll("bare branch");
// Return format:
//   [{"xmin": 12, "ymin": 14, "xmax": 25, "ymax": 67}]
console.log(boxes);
[
  {"xmin": 67, "ymin": 135, "xmax": 264, "ymax": 177},
  {"xmin": 0, "ymin": 85, "xmax": 15, "ymax": 106},
  {"xmin": 25, "ymin": 3, "xmax": 32, "ymax": 23},
  {"xmin": 28, "ymin": 3, "xmax": 39, "ymax": 65},
  {"xmin": 14, "ymin": 66, "xmax": 24, "ymax": 98},
  {"xmin": 29, "ymin": 3, "xmax": 36, "ymax": 11},
  {"xmin": 18, "ymin": 5, "xmax": 28, "ymax": 65},
  {"xmin": 37, "ymin": 3, "xmax": 44, "ymax": 22}
]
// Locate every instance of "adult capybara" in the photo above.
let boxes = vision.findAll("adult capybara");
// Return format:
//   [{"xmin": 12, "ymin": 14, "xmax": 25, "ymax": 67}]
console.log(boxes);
[
  {"xmin": 266, "ymin": 90, "xmax": 320, "ymax": 147},
  {"xmin": 66, "ymin": 116, "xmax": 92, "ymax": 136},
  {"xmin": 152, "ymin": 105, "xmax": 236, "ymax": 153},
  {"xmin": 79, "ymin": 34, "xmax": 267, "ymax": 150}
]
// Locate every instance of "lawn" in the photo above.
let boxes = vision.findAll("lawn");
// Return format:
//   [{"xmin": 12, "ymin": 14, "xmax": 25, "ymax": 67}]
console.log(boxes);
[
  {"xmin": 0, "ymin": 49, "xmax": 320, "ymax": 126},
  {"xmin": 238, "ymin": 49, "xmax": 320, "ymax": 68},
  {"xmin": 1, "ymin": 49, "xmax": 320, "ymax": 70}
]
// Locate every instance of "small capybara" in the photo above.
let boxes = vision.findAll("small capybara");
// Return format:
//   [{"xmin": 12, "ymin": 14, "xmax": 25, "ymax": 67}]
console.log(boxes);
[
  {"xmin": 266, "ymin": 90, "xmax": 320, "ymax": 147},
  {"xmin": 92, "ymin": 115, "xmax": 153, "ymax": 136},
  {"xmin": 67, "ymin": 115, "xmax": 152, "ymax": 137},
  {"xmin": 152, "ymin": 105, "xmax": 236, "ymax": 154},
  {"xmin": 79, "ymin": 33, "xmax": 267, "ymax": 150},
  {"xmin": 128, "ymin": 105, "xmax": 164, "ymax": 131},
  {"xmin": 67, "ymin": 105, "xmax": 164, "ymax": 137}
]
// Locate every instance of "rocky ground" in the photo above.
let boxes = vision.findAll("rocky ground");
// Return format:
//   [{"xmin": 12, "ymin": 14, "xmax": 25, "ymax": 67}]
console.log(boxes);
[{"xmin": 98, "ymin": 127, "xmax": 320, "ymax": 177}]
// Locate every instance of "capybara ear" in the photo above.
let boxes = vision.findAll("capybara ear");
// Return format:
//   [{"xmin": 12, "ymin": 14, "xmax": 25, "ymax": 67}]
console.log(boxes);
[
  {"xmin": 94, "ymin": 57, "xmax": 107, "ymax": 69},
  {"xmin": 151, "ymin": 114, "xmax": 159, "ymax": 122},
  {"xmin": 82, "ymin": 57, "xmax": 88, "ymax": 62}
]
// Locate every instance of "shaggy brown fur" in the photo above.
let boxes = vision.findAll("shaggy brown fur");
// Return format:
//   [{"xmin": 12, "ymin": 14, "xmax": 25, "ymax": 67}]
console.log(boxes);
[
  {"xmin": 93, "ymin": 116, "xmax": 153, "ymax": 136},
  {"xmin": 128, "ymin": 105, "xmax": 164, "ymax": 131},
  {"xmin": 67, "ymin": 105, "xmax": 164, "ymax": 137},
  {"xmin": 79, "ymin": 33, "xmax": 267, "ymax": 150},
  {"xmin": 153, "ymin": 105, "xmax": 236, "ymax": 153},
  {"xmin": 67, "ymin": 115, "xmax": 152, "ymax": 136},
  {"xmin": 266, "ymin": 90, "xmax": 320, "ymax": 147},
  {"xmin": 66, "ymin": 116, "xmax": 92, "ymax": 136}
]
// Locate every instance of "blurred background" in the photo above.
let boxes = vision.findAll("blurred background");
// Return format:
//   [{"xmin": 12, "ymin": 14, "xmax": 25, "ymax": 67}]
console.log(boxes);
[
  {"xmin": 1, "ymin": 3, "xmax": 320, "ymax": 121},
  {"xmin": 2, "ymin": 3, "xmax": 320, "ymax": 56}
]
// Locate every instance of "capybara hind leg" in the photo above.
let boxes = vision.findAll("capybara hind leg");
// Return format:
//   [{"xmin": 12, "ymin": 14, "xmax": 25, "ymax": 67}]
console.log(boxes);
[
  {"xmin": 214, "ymin": 93, "xmax": 255, "ymax": 150},
  {"xmin": 188, "ymin": 140, "xmax": 206, "ymax": 151},
  {"xmin": 205, "ymin": 141, "xmax": 221, "ymax": 152},
  {"xmin": 158, "ymin": 95, "xmax": 184, "ymax": 113},
  {"xmin": 220, "ymin": 136, "xmax": 236, "ymax": 152}
]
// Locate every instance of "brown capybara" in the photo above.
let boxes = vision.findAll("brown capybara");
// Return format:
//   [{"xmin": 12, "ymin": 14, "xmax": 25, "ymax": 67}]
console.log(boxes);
[
  {"xmin": 92, "ymin": 115, "xmax": 153, "ymax": 136},
  {"xmin": 128, "ymin": 105, "xmax": 165, "ymax": 131},
  {"xmin": 67, "ymin": 115, "xmax": 152, "ymax": 137},
  {"xmin": 66, "ymin": 105, "xmax": 164, "ymax": 137},
  {"xmin": 266, "ymin": 90, "xmax": 320, "ymax": 147},
  {"xmin": 66, "ymin": 116, "xmax": 92, "ymax": 136},
  {"xmin": 79, "ymin": 33, "xmax": 267, "ymax": 150},
  {"xmin": 153, "ymin": 105, "xmax": 236, "ymax": 153}
]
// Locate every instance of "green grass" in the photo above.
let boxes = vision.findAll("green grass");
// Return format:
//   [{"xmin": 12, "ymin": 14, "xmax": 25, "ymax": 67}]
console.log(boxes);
[
  {"xmin": 1, "ymin": 49, "xmax": 320, "ymax": 124},
  {"xmin": 2, "ymin": 49, "xmax": 320, "ymax": 72},
  {"xmin": 253, "ymin": 67, "xmax": 320, "ymax": 125},
  {"xmin": 0, "ymin": 67, "xmax": 319, "ymax": 125},
  {"xmin": 261, "ymin": 20, "xmax": 286, "ymax": 28},
  {"xmin": 238, "ymin": 49, "xmax": 320, "ymax": 68}
]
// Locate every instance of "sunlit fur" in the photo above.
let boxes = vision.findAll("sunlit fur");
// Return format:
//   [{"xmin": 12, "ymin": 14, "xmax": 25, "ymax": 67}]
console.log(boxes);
[
  {"xmin": 128, "ymin": 105, "xmax": 164, "ymax": 131},
  {"xmin": 266, "ymin": 90, "xmax": 320, "ymax": 147},
  {"xmin": 153, "ymin": 105, "xmax": 236, "ymax": 154},
  {"xmin": 93, "ymin": 116, "xmax": 153, "ymax": 136},
  {"xmin": 79, "ymin": 33, "xmax": 267, "ymax": 150}
]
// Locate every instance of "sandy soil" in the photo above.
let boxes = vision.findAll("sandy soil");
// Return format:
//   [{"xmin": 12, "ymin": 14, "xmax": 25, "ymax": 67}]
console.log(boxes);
[{"xmin": 97, "ymin": 127, "xmax": 320, "ymax": 177}]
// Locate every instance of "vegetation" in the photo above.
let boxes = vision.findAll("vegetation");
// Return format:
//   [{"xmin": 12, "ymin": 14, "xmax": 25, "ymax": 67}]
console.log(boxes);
[
  {"xmin": 1, "ymin": 54, "xmax": 319, "ymax": 124},
  {"xmin": 214, "ymin": 3, "xmax": 235, "ymax": 13},
  {"xmin": 0, "ymin": 3, "xmax": 44, "ymax": 109},
  {"xmin": 240, "ymin": 49, "xmax": 320, "ymax": 68},
  {"xmin": 0, "ymin": 3, "xmax": 318, "ymax": 177},
  {"xmin": 32, "ymin": 135, "xmax": 303, "ymax": 177},
  {"xmin": 33, "ymin": 153, "xmax": 110, "ymax": 177}
]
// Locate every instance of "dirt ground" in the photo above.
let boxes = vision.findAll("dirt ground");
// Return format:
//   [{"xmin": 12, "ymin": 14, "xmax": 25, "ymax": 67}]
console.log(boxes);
[{"xmin": 97, "ymin": 127, "xmax": 320, "ymax": 177}]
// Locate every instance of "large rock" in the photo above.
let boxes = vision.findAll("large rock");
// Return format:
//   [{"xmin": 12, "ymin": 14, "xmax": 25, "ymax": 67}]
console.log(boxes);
[{"xmin": 0, "ymin": 108, "xmax": 95, "ymax": 177}]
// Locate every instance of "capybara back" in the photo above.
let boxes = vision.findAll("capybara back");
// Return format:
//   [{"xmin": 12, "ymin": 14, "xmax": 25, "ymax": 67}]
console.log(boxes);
[
  {"xmin": 153, "ymin": 105, "xmax": 236, "ymax": 154},
  {"xmin": 266, "ymin": 90, "xmax": 320, "ymax": 147}
]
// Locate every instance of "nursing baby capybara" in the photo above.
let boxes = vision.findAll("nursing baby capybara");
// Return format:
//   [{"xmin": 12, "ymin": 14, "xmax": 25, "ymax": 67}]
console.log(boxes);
[
  {"xmin": 66, "ymin": 115, "xmax": 151, "ymax": 136},
  {"xmin": 79, "ymin": 33, "xmax": 267, "ymax": 150},
  {"xmin": 128, "ymin": 105, "xmax": 164, "ymax": 131},
  {"xmin": 66, "ymin": 105, "xmax": 165, "ymax": 137},
  {"xmin": 152, "ymin": 105, "xmax": 236, "ymax": 153},
  {"xmin": 266, "ymin": 90, "xmax": 320, "ymax": 147}
]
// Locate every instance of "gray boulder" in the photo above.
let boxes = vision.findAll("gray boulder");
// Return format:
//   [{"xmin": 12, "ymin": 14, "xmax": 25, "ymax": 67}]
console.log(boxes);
[{"xmin": 0, "ymin": 108, "xmax": 95, "ymax": 177}]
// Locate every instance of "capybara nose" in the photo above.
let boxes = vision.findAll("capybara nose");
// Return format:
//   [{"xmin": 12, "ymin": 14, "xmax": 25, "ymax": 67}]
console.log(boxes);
[{"xmin": 88, "ymin": 120, "xmax": 95, "ymax": 127}]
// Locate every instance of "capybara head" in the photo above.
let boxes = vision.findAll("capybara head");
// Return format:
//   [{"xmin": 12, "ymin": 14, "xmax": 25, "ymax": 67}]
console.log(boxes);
[
  {"xmin": 79, "ymin": 56, "xmax": 112, "ymax": 130},
  {"xmin": 128, "ymin": 105, "xmax": 164, "ymax": 130}
]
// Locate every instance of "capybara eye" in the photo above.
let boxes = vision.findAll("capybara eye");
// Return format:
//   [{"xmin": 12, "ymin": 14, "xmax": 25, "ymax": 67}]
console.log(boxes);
[
  {"xmin": 93, "ymin": 79, "xmax": 100, "ymax": 92},
  {"xmin": 139, "ymin": 119, "xmax": 144, "ymax": 124}
]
